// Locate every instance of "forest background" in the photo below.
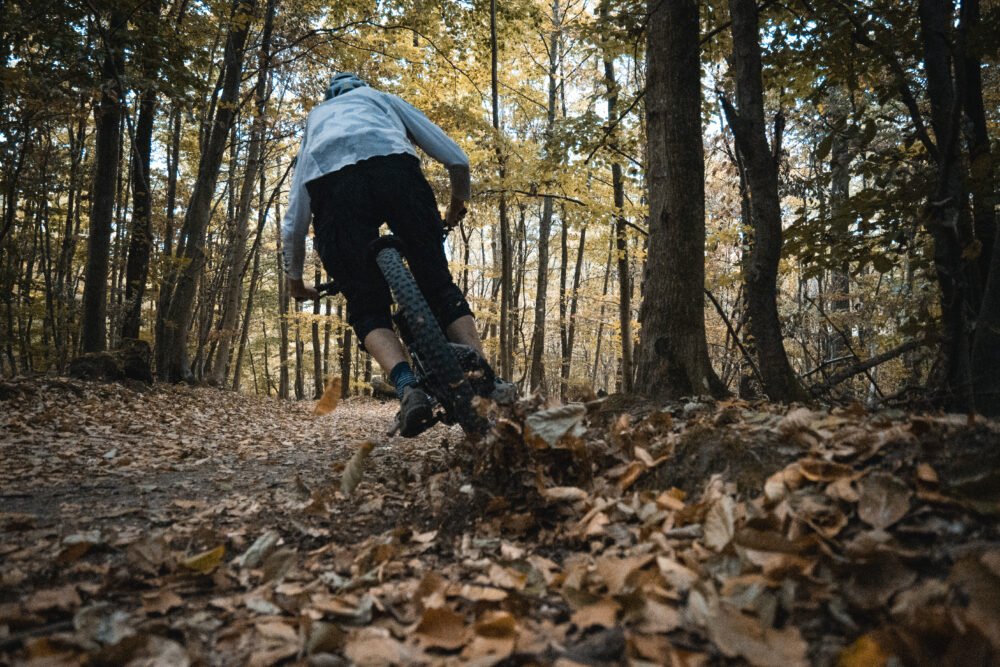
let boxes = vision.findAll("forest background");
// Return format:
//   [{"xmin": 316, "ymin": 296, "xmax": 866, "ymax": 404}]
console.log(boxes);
[{"xmin": 1, "ymin": 0, "xmax": 998, "ymax": 414}]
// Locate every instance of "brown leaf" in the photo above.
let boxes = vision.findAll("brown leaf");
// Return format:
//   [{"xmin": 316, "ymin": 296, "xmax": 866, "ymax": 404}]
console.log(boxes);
[
  {"xmin": 141, "ymin": 589, "xmax": 182, "ymax": 616},
  {"xmin": 858, "ymin": 473, "xmax": 911, "ymax": 530},
  {"xmin": 595, "ymin": 554, "xmax": 654, "ymax": 595},
  {"xmin": 344, "ymin": 628, "xmax": 414, "ymax": 666},
  {"xmin": 542, "ymin": 486, "xmax": 588, "ymax": 503},
  {"xmin": 524, "ymin": 403, "xmax": 586, "ymax": 449},
  {"xmin": 414, "ymin": 607, "xmax": 468, "ymax": 650},
  {"xmin": 798, "ymin": 458, "xmax": 853, "ymax": 482},
  {"xmin": 474, "ymin": 610, "xmax": 517, "ymax": 638},
  {"xmin": 314, "ymin": 377, "xmax": 342, "ymax": 416},
  {"xmin": 706, "ymin": 602, "xmax": 808, "ymax": 667},
  {"xmin": 571, "ymin": 598, "xmax": 620, "ymax": 629},
  {"xmin": 26, "ymin": 585, "xmax": 81, "ymax": 613},
  {"xmin": 703, "ymin": 495, "xmax": 736, "ymax": 551}
]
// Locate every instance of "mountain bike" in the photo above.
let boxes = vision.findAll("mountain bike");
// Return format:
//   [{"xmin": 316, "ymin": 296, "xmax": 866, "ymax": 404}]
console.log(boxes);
[{"xmin": 316, "ymin": 235, "xmax": 503, "ymax": 437}]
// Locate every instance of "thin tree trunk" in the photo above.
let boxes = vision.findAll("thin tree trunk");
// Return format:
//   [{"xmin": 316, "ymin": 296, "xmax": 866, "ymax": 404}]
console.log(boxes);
[
  {"xmin": 600, "ymin": 0, "xmax": 633, "ymax": 392},
  {"xmin": 209, "ymin": 0, "xmax": 275, "ymax": 386},
  {"xmin": 80, "ymin": 10, "xmax": 125, "ymax": 354},
  {"xmin": 162, "ymin": 0, "xmax": 254, "ymax": 381},
  {"xmin": 721, "ymin": 0, "xmax": 808, "ymax": 402},
  {"xmin": 155, "ymin": 107, "xmax": 182, "ymax": 377},
  {"xmin": 528, "ymin": 0, "xmax": 561, "ymax": 392},
  {"xmin": 120, "ymin": 0, "xmax": 163, "ymax": 341},
  {"xmin": 491, "ymin": 0, "xmax": 513, "ymax": 380},
  {"xmin": 592, "ymin": 234, "xmax": 614, "ymax": 385}
]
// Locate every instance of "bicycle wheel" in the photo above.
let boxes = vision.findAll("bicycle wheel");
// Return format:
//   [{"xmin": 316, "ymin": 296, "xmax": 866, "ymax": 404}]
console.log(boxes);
[{"xmin": 374, "ymin": 245, "xmax": 485, "ymax": 435}]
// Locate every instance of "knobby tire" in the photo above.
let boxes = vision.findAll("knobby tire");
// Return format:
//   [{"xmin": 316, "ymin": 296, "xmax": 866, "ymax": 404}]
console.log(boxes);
[{"xmin": 374, "ymin": 247, "xmax": 484, "ymax": 435}]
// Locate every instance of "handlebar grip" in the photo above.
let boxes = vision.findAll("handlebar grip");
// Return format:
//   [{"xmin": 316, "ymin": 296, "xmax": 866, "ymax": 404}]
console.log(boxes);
[{"xmin": 316, "ymin": 280, "xmax": 339, "ymax": 296}]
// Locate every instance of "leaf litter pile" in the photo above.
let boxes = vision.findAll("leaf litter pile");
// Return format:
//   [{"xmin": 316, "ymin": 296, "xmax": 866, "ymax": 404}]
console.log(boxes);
[{"xmin": 2, "ymin": 378, "xmax": 1000, "ymax": 665}]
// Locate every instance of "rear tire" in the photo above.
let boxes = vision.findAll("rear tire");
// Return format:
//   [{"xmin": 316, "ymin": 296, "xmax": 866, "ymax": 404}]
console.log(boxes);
[{"xmin": 375, "ymin": 246, "xmax": 485, "ymax": 435}]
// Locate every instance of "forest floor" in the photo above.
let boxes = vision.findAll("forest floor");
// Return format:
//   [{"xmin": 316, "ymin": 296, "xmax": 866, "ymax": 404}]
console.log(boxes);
[{"xmin": 1, "ymin": 378, "xmax": 999, "ymax": 666}]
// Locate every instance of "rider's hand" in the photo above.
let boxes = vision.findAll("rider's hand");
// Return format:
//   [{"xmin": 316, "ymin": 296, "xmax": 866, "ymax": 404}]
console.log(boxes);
[
  {"xmin": 444, "ymin": 197, "xmax": 467, "ymax": 229},
  {"xmin": 288, "ymin": 277, "xmax": 320, "ymax": 301}
]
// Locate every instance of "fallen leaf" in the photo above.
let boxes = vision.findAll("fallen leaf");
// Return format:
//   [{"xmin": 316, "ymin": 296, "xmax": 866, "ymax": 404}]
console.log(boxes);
[
  {"xmin": 858, "ymin": 473, "xmax": 911, "ymax": 530},
  {"xmin": 181, "ymin": 545, "xmax": 225, "ymax": 573},
  {"xmin": 542, "ymin": 486, "xmax": 588, "ymax": 503},
  {"xmin": 595, "ymin": 554, "xmax": 654, "ymax": 595},
  {"xmin": 26, "ymin": 585, "xmax": 81, "ymax": 613},
  {"xmin": 571, "ymin": 598, "xmax": 620, "ymax": 629},
  {"xmin": 141, "ymin": 589, "xmax": 182, "ymax": 616},
  {"xmin": 703, "ymin": 495, "xmax": 736, "ymax": 551},
  {"xmin": 706, "ymin": 602, "xmax": 808, "ymax": 667},
  {"xmin": 414, "ymin": 607, "xmax": 468, "ymax": 650}
]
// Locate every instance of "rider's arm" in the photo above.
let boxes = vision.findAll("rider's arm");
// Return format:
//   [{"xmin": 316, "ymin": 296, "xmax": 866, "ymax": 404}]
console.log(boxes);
[
  {"xmin": 385, "ymin": 94, "xmax": 471, "ymax": 203},
  {"xmin": 281, "ymin": 137, "xmax": 312, "ymax": 282}
]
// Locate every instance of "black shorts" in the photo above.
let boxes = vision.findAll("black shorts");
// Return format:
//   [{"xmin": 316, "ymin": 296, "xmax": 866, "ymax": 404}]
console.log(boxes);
[{"xmin": 306, "ymin": 153, "xmax": 473, "ymax": 345}]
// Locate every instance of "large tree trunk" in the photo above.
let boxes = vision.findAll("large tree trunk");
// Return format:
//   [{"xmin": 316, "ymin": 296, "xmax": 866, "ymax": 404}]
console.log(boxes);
[
  {"xmin": 80, "ymin": 10, "xmax": 125, "ymax": 354},
  {"xmin": 636, "ymin": 0, "xmax": 726, "ymax": 399},
  {"xmin": 721, "ymin": 0, "xmax": 808, "ymax": 402},
  {"xmin": 966, "ymin": 0, "xmax": 1000, "ymax": 416},
  {"xmin": 918, "ymin": 0, "xmax": 975, "ymax": 410},
  {"xmin": 161, "ymin": 0, "xmax": 253, "ymax": 381},
  {"xmin": 120, "ymin": 0, "xmax": 163, "ymax": 341}
]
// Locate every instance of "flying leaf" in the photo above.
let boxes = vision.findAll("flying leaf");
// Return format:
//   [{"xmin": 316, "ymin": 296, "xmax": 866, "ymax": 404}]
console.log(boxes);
[
  {"xmin": 524, "ymin": 403, "xmax": 586, "ymax": 449},
  {"xmin": 341, "ymin": 440, "xmax": 376, "ymax": 496},
  {"xmin": 314, "ymin": 377, "xmax": 342, "ymax": 416}
]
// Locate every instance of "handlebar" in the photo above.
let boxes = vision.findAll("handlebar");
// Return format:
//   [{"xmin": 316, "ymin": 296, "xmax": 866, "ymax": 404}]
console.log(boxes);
[{"xmin": 309, "ymin": 214, "xmax": 464, "ymax": 299}]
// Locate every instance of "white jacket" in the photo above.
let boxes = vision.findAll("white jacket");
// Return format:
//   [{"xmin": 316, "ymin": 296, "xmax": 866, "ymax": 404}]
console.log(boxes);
[{"xmin": 282, "ymin": 86, "xmax": 470, "ymax": 280}]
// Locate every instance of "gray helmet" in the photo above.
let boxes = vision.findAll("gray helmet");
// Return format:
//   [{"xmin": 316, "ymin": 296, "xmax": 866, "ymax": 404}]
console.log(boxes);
[{"xmin": 324, "ymin": 72, "xmax": 367, "ymax": 100}]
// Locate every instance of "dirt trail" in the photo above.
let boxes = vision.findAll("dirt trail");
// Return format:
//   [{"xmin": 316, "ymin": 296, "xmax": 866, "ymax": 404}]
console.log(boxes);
[{"xmin": 2, "ymin": 379, "xmax": 1000, "ymax": 666}]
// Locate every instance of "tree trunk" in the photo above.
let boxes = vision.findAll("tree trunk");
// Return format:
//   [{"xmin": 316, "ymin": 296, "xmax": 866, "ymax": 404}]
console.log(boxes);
[
  {"xmin": 600, "ymin": 0, "xmax": 633, "ymax": 392},
  {"xmin": 120, "ymin": 0, "xmax": 163, "ymax": 341},
  {"xmin": 80, "ymin": 10, "xmax": 125, "ymax": 354},
  {"xmin": 155, "ymin": 108, "xmax": 182, "ymax": 378},
  {"xmin": 161, "ymin": 0, "xmax": 254, "ymax": 381},
  {"xmin": 208, "ymin": 0, "xmax": 275, "ymax": 386},
  {"xmin": 918, "ymin": 0, "xmax": 975, "ymax": 410},
  {"xmin": 528, "ymin": 1, "xmax": 561, "ymax": 392},
  {"xmin": 721, "ymin": 0, "xmax": 808, "ymax": 402},
  {"xmin": 491, "ymin": 0, "xmax": 513, "ymax": 380},
  {"xmin": 636, "ymin": 0, "xmax": 726, "ymax": 399}
]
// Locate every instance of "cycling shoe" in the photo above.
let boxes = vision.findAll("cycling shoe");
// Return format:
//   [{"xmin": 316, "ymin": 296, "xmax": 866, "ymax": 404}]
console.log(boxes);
[
  {"xmin": 398, "ymin": 386, "xmax": 435, "ymax": 437},
  {"xmin": 489, "ymin": 378, "xmax": 518, "ymax": 405}
]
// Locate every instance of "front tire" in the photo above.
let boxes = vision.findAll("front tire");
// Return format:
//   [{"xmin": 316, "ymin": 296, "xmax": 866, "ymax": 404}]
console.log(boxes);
[{"xmin": 375, "ymin": 246, "xmax": 485, "ymax": 435}]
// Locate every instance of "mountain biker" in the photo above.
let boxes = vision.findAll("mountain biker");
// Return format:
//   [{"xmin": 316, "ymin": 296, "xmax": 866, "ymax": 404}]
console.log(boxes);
[{"xmin": 281, "ymin": 72, "xmax": 512, "ymax": 437}]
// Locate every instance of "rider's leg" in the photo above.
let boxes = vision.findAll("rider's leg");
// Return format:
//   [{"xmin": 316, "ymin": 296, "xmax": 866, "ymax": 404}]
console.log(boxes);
[
  {"xmin": 445, "ymin": 315, "xmax": 485, "ymax": 358},
  {"xmin": 364, "ymin": 328, "xmax": 419, "ymax": 398},
  {"xmin": 363, "ymin": 327, "xmax": 407, "ymax": 372}
]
